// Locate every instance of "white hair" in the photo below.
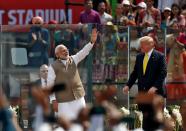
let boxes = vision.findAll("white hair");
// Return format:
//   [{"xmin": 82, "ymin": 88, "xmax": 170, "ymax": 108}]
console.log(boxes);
[
  {"xmin": 32, "ymin": 16, "xmax": 44, "ymax": 24},
  {"xmin": 139, "ymin": 36, "xmax": 154, "ymax": 45},
  {"xmin": 40, "ymin": 64, "xmax": 48, "ymax": 71},
  {"xmin": 54, "ymin": 44, "xmax": 66, "ymax": 55}
]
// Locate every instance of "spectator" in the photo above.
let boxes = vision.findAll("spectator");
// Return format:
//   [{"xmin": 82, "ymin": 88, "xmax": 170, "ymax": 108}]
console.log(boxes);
[
  {"xmin": 105, "ymin": 0, "xmax": 112, "ymax": 15},
  {"xmin": 48, "ymin": 20, "xmax": 58, "ymax": 57},
  {"xmin": 133, "ymin": 0, "xmax": 144, "ymax": 5},
  {"xmin": 182, "ymin": 10, "xmax": 186, "ymax": 27},
  {"xmin": 101, "ymin": 22, "xmax": 120, "ymax": 81},
  {"xmin": 98, "ymin": 2, "xmax": 113, "ymax": 24},
  {"xmin": 54, "ymin": 27, "xmax": 75, "ymax": 56},
  {"xmin": 32, "ymin": 64, "xmax": 57, "ymax": 131},
  {"xmin": 137, "ymin": 0, "xmax": 161, "ymax": 28},
  {"xmin": 161, "ymin": 7, "xmax": 171, "ymax": 29},
  {"xmin": 80, "ymin": 0, "xmax": 101, "ymax": 24},
  {"xmin": 167, "ymin": 3, "xmax": 185, "ymax": 29},
  {"xmin": 122, "ymin": 0, "xmax": 131, "ymax": 17},
  {"xmin": 112, "ymin": 4, "xmax": 125, "ymax": 25},
  {"xmin": 122, "ymin": 0, "xmax": 136, "ymax": 26},
  {"xmin": 166, "ymin": 34, "xmax": 186, "ymax": 99},
  {"xmin": 135, "ymin": 2, "xmax": 147, "ymax": 24},
  {"xmin": 181, "ymin": 5, "xmax": 186, "ymax": 26},
  {"xmin": 137, "ymin": 2, "xmax": 147, "ymax": 10},
  {"xmin": 28, "ymin": 16, "xmax": 49, "ymax": 67},
  {"xmin": 158, "ymin": 0, "xmax": 175, "ymax": 11},
  {"xmin": 120, "ymin": 0, "xmax": 135, "ymax": 26}
]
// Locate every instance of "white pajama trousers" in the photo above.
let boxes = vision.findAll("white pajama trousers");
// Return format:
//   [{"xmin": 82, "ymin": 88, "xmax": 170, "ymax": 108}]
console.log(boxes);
[{"xmin": 57, "ymin": 97, "xmax": 86, "ymax": 121}]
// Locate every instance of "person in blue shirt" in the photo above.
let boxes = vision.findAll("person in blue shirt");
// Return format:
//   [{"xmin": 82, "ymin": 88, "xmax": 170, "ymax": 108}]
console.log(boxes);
[{"xmin": 28, "ymin": 16, "xmax": 49, "ymax": 67}]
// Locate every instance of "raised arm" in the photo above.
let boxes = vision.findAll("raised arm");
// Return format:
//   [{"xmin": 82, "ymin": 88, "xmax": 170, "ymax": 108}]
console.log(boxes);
[{"xmin": 72, "ymin": 28, "xmax": 98, "ymax": 65}]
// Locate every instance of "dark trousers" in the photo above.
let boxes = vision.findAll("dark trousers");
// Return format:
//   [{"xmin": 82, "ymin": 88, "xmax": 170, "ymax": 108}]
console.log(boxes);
[{"xmin": 139, "ymin": 104, "xmax": 162, "ymax": 131}]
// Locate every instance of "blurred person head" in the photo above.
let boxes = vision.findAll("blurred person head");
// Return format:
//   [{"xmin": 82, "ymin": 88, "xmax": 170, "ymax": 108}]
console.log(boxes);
[
  {"xmin": 84, "ymin": 0, "xmax": 93, "ymax": 12},
  {"xmin": 169, "ymin": 3, "xmax": 182, "ymax": 28},
  {"xmin": 139, "ymin": 36, "xmax": 154, "ymax": 53},
  {"xmin": 48, "ymin": 20, "xmax": 58, "ymax": 24},
  {"xmin": 137, "ymin": 2, "xmax": 147, "ymax": 10},
  {"xmin": 98, "ymin": 2, "xmax": 106, "ymax": 15},
  {"xmin": 135, "ymin": 93, "xmax": 164, "ymax": 130},
  {"xmin": 48, "ymin": 20, "xmax": 58, "ymax": 29},
  {"xmin": 115, "ymin": 4, "xmax": 123, "ymax": 16},
  {"xmin": 120, "ymin": 16, "xmax": 129, "ymax": 26},
  {"xmin": 32, "ymin": 16, "xmax": 44, "ymax": 25},
  {"xmin": 181, "ymin": 9, "xmax": 186, "ymax": 21},
  {"xmin": 55, "ymin": 44, "xmax": 69, "ymax": 60},
  {"xmin": 122, "ymin": 0, "xmax": 131, "ymax": 14},
  {"xmin": 163, "ymin": 7, "xmax": 171, "ymax": 19},
  {"xmin": 40, "ymin": 64, "xmax": 48, "ymax": 80},
  {"xmin": 171, "ymin": 3, "xmax": 182, "ymax": 17},
  {"xmin": 105, "ymin": 21, "xmax": 118, "ymax": 34},
  {"xmin": 104, "ymin": 0, "xmax": 112, "ymax": 14},
  {"xmin": 145, "ymin": 0, "xmax": 154, "ymax": 9}
]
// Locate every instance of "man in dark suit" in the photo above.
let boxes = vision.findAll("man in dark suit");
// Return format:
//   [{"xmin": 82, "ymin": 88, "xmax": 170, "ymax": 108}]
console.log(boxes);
[
  {"xmin": 32, "ymin": 64, "xmax": 57, "ymax": 130},
  {"xmin": 123, "ymin": 36, "xmax": 167, "ymax": 130},
  {"xmin": 123, "ymin": 36, "xmax": 167, "ymax": 96}
]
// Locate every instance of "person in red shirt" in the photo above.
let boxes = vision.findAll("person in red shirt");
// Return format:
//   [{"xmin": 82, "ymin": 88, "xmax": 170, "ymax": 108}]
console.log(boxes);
[
  {"xmin": 80, "ymin": 0, "xmax": 101, "ymax": 24},
  {"xmin": 137, "ymin": 0, "xmax": 161, "ymax": 28}
]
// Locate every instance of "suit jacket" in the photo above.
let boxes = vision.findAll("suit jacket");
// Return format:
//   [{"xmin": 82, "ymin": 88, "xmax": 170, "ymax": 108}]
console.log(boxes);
[{"xmin": 127, "ymin": 49, "xmax": 167, "ymax": 97}]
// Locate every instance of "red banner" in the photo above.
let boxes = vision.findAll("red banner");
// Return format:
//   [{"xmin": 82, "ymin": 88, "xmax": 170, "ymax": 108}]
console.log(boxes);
[{"xmin": 0, "ymin": 0, "xmax": 84, "ymax": 25}]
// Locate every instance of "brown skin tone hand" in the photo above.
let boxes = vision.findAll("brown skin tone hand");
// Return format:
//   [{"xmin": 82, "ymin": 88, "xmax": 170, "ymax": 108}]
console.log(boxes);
[{"xmin": 90, "ymin": 28, "xmax": 99, "ymax": 44}]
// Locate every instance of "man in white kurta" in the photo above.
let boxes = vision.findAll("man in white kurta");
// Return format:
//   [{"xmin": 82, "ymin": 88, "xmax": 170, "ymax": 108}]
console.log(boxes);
[{"xmin": 47, "ymin": 28, "xmax": 98, "ymax": 121}]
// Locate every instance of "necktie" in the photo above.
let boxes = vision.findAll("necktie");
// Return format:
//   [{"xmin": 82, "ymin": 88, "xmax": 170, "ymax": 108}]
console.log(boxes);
[
  {"xmin": 44, "ymin": 79, "xmax": 47, "ymax": 87},
  {"xmin": 143, "ymin": 53, "xmax": 149, "ymax": 75}
]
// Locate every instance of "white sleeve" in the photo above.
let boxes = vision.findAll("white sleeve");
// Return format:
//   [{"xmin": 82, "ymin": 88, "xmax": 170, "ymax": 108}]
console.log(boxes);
[
  {"xmin": 47, "ymin": 65, "xmax": 56, "ymax": 101},
  {"xmin": 72, "ymin": 42, "xmax": 93, "ymax": 65},
  {"xmin": 47, "ymin": 65, "xmax": 56, "ymax": 85},
  {"xmin": 49, "ymin": 93, "xmax": 56, "ymax": 103}
]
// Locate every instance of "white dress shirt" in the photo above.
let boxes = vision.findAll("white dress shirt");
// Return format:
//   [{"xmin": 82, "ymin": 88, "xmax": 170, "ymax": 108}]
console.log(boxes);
[
  {"xmin": 145, "ymin": 48, "xmax": 154, "ymax": 61},
  {"xmin": 143, "ymin": 13, "xmax": 155, "ymax": 25},
  {"xmin": 100, "ymin": 12, "xmax": 113, "ymax": 24},
  {"xmin": 41, "ymin": 78, "xmax": 55, "ymax": 103}
]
